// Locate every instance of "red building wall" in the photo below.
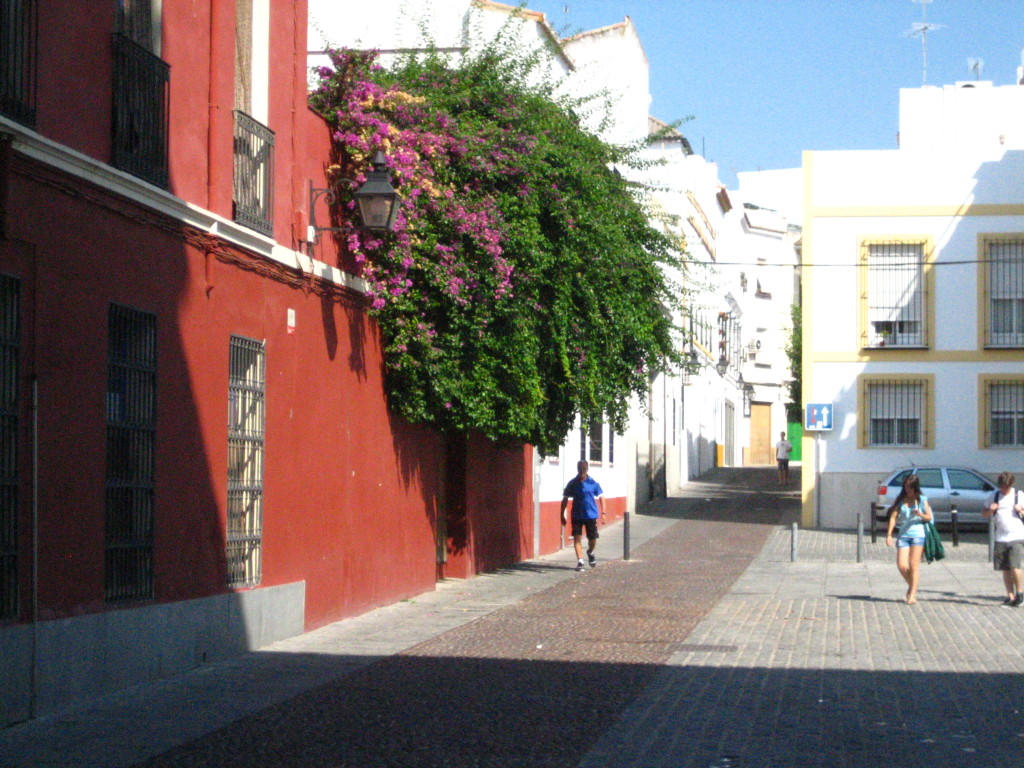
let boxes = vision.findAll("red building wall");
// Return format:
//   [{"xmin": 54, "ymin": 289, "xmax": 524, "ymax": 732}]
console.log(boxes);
[{"xmin": 0, "ymin": 0, "xmax": 545, "ymax": 641}]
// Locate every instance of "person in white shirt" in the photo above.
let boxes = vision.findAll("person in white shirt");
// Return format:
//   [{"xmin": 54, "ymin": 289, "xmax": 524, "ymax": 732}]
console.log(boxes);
[
  {"xmin": 775, "ymin": 432, "xmax": 793, "ymax": 485},
  {"xmin": 984, "ymin": 471, "xmax": 1024, "ymax": 607}
]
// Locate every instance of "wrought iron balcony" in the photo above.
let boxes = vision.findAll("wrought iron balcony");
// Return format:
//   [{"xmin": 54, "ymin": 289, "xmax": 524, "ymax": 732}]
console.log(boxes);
[
  {"xmin": 233, "ymin": 111, "xmax": 275, "ymax": 237},
  {"xmin": 111, "ymin": 32, "xmax": 170, "ymax": 188},
  {"xmin": 0, "ymin": 0, "xmax": 38, "ymax": 127}
]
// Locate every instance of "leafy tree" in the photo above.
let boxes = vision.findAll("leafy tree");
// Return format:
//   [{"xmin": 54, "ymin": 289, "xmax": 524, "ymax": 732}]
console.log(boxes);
[
  {"xmin": 785, "ymin": 301, "xmax": 802, "ymax": 423},
  {"xmin": 309, "ymin": 40, "xmax": 683, "ymax": 455}
]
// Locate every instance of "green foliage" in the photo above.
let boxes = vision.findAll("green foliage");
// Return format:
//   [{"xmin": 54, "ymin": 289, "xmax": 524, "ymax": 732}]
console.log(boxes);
[
  {"xmin": 785, "ymin": 301, "xmax": 802, "ymax": 423},
  {"xmin": 309, "ymin": 35, "xmax": 682, "ymax": 455}
]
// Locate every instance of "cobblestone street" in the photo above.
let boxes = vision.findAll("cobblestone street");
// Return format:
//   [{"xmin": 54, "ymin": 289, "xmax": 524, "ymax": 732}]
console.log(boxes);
[{"xmin": 5, "ymin": 467, "xmax": 1024, "ymax": 767}]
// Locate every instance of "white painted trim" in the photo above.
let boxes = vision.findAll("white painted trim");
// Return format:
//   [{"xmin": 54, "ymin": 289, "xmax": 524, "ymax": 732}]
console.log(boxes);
[{"xmin": 0, "ymin": 115, "xmax": 366, "ymax": 294}]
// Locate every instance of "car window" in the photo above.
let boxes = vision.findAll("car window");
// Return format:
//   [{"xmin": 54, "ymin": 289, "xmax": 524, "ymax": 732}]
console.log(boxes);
[
  {"xmin": 947, "ymin": 469, "xmax": 992, "ymax": 492},
  {"xmin": 915, "ymin": 469, "xmax": 944, "ymax": 489},
  {"xmin": 889, "ymin": 470, "xmax": 912, "ymax": 487}
]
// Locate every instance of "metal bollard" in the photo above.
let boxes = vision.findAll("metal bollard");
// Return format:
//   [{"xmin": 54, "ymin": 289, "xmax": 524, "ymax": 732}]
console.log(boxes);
[
  {"xmin": 623, "ymin": 509, "xmax": 631, "ymax": 561},
  {"xmin": 791, "ymin": 521, "xmax": 798, "ymax": 562},
  {"xmin": 856, "ymin": 512, "xmax": 863, "ymax": 563},
  {"xmin": 950, "ymin": 505, "xmax": 959, "ymax": 547}
]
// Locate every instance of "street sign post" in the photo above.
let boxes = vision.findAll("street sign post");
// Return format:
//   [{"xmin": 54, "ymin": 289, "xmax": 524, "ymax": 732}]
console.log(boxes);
[
  {"xmin": 804, "ymin": 403, "xmax": 835, "ymax": 530},
  {"xmin": 805, "ymin": 402, "xmax": 833, "ymax": 431}
]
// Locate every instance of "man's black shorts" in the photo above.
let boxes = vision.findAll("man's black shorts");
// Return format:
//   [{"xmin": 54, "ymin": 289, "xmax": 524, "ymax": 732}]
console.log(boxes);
[{"xmin": 571, "ymin": 518, "xmax": 599, "ymax": 539}]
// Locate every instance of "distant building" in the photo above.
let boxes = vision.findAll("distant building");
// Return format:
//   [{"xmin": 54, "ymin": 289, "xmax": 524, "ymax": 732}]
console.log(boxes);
[{"xmin": 802, "ymin": 71, "xmax": 1024, "ymax": 527}]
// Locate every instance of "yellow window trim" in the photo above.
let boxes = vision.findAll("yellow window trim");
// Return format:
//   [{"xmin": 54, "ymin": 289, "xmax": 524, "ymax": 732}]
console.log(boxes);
[
  {"xmin": 857, "ymin": 235, "xmax": 936, "ymax": 351},
  {"xmin": 976, "ymin": 233, "xmax": 1024, "ymax": 351},
  {"xmin": 978, "ymin": 373, "xmax": 1024, "ymax": 449},
  {"xmin": 857, "ymin": 373, "xmax": 935, "ymax": 450}
]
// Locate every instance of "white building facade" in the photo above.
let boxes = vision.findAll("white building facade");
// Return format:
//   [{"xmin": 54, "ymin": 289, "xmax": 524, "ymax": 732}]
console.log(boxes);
[{"xmin": 803, "ymin": 74, "xmax": 1024, "ymax": 528}]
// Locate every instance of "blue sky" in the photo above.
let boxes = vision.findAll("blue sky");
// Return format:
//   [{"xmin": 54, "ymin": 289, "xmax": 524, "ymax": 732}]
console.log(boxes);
[{"xmin": 525, "ymin": 0, "xmax": 1024, "ymax": 186}]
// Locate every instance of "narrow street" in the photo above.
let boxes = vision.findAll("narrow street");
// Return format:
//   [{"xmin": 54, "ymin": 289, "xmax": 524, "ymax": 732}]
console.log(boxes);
[{"xmin": 7, "ymin": 466, "xmax": 1021, "ymax": 767}]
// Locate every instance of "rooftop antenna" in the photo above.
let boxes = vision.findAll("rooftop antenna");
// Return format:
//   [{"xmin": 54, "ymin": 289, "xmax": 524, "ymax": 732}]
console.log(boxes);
[
  {"xmin": 967, "ymin": 57, "xmax": 984, "ymax": 80},
  {"xmin": 905, "ymin": 0, "xmax": 943, "ymax": 85}
]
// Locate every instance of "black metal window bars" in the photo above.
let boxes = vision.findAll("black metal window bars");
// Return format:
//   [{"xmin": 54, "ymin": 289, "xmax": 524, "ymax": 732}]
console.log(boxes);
[
  {"xmin": 865, "ymin": 241, "xmax": 926, "ymax": 348},
  {"xmin": 0, "ymin": 0, "xmax": 38, "ymax": 127},
  {"xmin": 105, "ymin": 304, "xmax": 157, "ymax": 603},
  {"xmin": 227, "ymin": 336, "xmax": 265, "ymax": 589},
  {"xmin": 989, "ymin": 381, "xmax": 1024, "ymax": 446},
  {"xmin": 232, "ymin": 111, "xmax": 275, "ymax": 237},
  {"xmin": 111, "ymin": 32, "xmax": 170, "ymax": 188},
  {"xmin": 987, "ymin": 239, "xmax": 1024, "ymax": 348},
  {"xmin": 867, "ymin": 379, "xmax": 923, "ymax": 447}
]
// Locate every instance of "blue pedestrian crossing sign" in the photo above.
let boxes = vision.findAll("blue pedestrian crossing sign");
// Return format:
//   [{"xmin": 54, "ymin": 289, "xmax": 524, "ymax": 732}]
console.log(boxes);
[{"xmin": 805, "ymin": 403, "xmax": 833, "ymax": 431}]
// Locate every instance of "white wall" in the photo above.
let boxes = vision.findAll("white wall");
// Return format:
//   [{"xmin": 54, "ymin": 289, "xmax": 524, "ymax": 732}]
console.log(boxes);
[
  {"xmin": 900, "ymin": 81, "xmax": 1024, "ymax": 153},
  {"xmin": 805, "ymin": 82, "xmax": 1024, "ymax": 527}
]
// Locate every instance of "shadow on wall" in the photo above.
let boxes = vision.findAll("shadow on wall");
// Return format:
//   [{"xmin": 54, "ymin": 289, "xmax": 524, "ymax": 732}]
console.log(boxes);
[
  {"xmin": 815, "ymin": 149, "xmax": 1024, "ymax": 529},
  {"xmin": 0, "ymin": 153, "xmax": 243, "ymax": 726}
]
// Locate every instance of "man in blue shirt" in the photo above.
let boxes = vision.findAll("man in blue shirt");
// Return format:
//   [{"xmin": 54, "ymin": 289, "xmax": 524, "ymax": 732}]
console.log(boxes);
[{"xmin": 560, "ymin": 460, "xmax": 606, "ymax": 571}]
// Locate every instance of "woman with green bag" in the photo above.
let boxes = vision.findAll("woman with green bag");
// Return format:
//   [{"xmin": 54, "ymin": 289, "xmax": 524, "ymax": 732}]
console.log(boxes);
[{"xmin": 885, "ymin": 474, "xmax": 933, "ymax": 605}]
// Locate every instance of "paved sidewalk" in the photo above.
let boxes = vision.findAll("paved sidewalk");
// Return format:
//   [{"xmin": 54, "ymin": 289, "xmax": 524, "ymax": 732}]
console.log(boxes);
[
  {"xmin": 0, "ymin": 503, "xmax": 682, "ymax": 768},
  {"xmin": 5, "ymin": 468, "xmax": 1022, "ymax": 767},
  {"xmin": 581, "ymin": 528, "xmax": 1024, "ymax": 768}
]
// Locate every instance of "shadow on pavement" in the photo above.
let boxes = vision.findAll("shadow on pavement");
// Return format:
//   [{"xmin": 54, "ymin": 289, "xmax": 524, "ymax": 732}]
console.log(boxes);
[{"xmin": 137, "ymin": 654, "xmax": 1024, "ymax": 768}]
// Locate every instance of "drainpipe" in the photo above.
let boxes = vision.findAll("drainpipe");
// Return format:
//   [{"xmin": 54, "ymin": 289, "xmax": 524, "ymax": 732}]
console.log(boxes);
[
  {"xmin": 28, "ymin": 237, "xmax": 40, "ymax": 720},
  {"xmin": 647, "ymin": 378, "xmax": 653, "ymax": 501},
  {"xmin": 29, "ymin": 375, "xmax": 38, "ymax": 720}
]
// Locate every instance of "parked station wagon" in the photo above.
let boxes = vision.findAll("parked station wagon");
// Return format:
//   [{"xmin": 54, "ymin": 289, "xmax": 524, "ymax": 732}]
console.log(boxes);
[{"xmin": 876, "ymin": 466, "xmax": 997, "ymax": 527}]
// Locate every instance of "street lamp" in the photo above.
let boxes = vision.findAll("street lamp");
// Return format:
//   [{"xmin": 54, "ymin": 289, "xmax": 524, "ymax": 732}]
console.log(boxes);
[
  {"xmin": 353, "ymin": 150, "xmax": 401, "ymax": 231},
  {"xmin": 307, "ymin": 150, "xmax": 401, "ymax": 248},
  {"xmin": 742, "ymin": 381, "xmax": 754, "ymax": 418}
]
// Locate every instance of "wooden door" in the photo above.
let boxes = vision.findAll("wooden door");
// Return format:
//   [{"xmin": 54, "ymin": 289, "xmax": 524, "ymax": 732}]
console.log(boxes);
[{"xmin": 749, "ymin": 403, "xmax": 773, "ymax": 465}]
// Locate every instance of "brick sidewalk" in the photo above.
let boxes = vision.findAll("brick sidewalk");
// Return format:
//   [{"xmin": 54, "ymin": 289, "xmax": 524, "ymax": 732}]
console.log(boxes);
[
  {"xmin": 0, "ymin": 467, "xmax": 789, "ymax": 768},
  {"xmin": 134, "ymin": 470, "xmax": 790, "ymax": 768},
  {"xmin": 13, "ymin": 467, "xmax": 1019, "ymax": 768},
  {"xmin": 580, "ymin": 527, "xmax": 1024, "ymax": 768}
]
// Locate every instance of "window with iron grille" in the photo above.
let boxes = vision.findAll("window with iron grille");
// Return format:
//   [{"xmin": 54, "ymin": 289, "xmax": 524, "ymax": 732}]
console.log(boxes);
[
  {"xmin": 0, "ymin": 0, "xmax": 38, "ymax": 127},
  {"xmin": 0, "ymin": 275, "xmax": 18, "ymax": 620},
  {"xmin": 105, "ymin": 304, "xmax": 156, "ymax": 603},
  {"xmin": 983, "ymin": 379, "xmax": 1024, "ymax": 447},
  {"xmin": 111, "ymin": 31, "xmax": 169, "ymax": 188},
  {"xmin": 227, "ymin": 336, "xmax": 264, "ymax": 588},
  {"xmin": 984, "ymin": 237, "xmax": 1024, "ymax": 348},
  {"xmin": 861, "ymin": 239, "xmax": 928, "ymax": 348},
  {"xmin": 232, "ymin": 111, "xmax": 275, "ymax": 237},
  {"xmin": 860, "ymin": 375, "xmax": 931, "ymax": 448}
]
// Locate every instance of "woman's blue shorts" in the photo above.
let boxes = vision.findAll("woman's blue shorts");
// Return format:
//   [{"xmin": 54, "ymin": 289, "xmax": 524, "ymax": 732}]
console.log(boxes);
[{"xmin": 896, "ymin": 534, "xmax": 925, "ymax": 549}]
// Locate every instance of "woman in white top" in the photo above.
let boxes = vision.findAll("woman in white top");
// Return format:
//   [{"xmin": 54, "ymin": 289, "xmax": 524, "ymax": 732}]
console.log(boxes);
[{"xmin": 985, "ymin": 471, "xmax": 1024, "ymax": 607}]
